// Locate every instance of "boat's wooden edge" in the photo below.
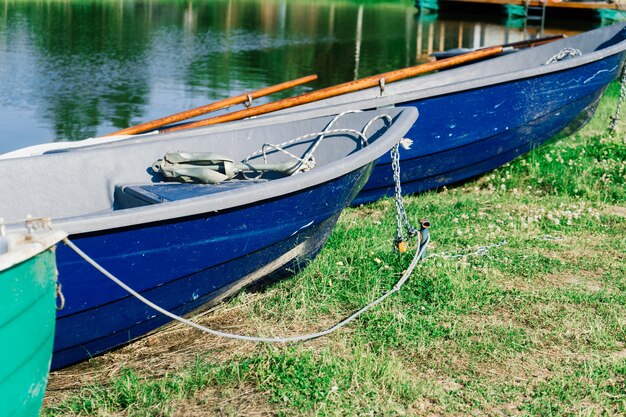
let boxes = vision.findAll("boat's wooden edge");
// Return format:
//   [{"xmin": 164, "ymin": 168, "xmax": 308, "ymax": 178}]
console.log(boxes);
[{"xmin": 0, "ymin": 230, "xmax": 67, "ymax": 272}]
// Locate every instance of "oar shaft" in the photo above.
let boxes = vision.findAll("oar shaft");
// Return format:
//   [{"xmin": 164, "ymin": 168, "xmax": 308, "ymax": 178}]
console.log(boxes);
[
  {"xmin": 104, "ymin": 74, "xmax": 318, "ymax": 137},
  {"xmin": 501, "ymin": 34, "xmax": 565, "ymax": 50},
  {"xmin": 163, "ymin": 46, "xmax": 504, "ymax": 133}
]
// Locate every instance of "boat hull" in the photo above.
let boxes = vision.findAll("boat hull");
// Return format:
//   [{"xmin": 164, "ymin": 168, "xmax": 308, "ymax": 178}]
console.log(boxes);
[
  {"xmin": 0, "ymin": 250, "xmax": 57, "ymax": 417},
  {"xmin": 51, "ymin": 165, "xmax": 371, "ymax": 370},
  {"xmin": 353, "ymin": 51, "xmax": 625, "ymax": 204}
]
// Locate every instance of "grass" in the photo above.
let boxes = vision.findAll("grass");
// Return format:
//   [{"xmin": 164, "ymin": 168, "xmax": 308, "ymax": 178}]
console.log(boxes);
[{"xmin": 43, "ymin": 82, "xmax": 626, "ymax": 416}]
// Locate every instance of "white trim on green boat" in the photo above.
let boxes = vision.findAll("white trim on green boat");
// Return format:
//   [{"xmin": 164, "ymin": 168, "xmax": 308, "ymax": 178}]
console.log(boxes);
[{"xmin": 0, "ymin": 226, "xmax": 66, "ymax": 272}]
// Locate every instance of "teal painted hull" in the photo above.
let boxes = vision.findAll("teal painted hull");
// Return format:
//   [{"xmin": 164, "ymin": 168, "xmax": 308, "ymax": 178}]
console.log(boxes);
[
  {"xmin": 415, "ymin": 0, "xmax": 439, "ymax": 13},
  {"xmin": 598, "ymin": 9, "xmax": 626, "ymax": 23},
  {"xmin": 0, "ymin": 248, "xmax": 58, "ymax": 416}
]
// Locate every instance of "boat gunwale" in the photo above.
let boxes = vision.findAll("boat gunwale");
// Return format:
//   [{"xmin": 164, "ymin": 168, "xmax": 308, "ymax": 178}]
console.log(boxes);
[
  {"xmin": 265, "ymin": 23, "xmax": 626, "ymax": 118},
  {"xmin": 5, "ymin": 108, "xmax": 417, "ymax": 236},
  {"xmin": 2, "ymin": 24, "xmax": 624, "ymax": 161}
]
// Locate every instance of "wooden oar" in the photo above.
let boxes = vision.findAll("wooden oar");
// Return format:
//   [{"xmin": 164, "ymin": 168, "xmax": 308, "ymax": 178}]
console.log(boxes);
[
  {"xmin": 162, "ymin": 46, "xmax": 504, "ymax": 133},
  {"xmin": 431, "ymin": 34, "xmax": 565, "ymax": 60},
  {"xmin": 103, "ymin": 74, "xmax": 318, "ymax": 137},
  {"xmin": 501, "ymin": 34, "xmax": 565, "ymax": 50}
]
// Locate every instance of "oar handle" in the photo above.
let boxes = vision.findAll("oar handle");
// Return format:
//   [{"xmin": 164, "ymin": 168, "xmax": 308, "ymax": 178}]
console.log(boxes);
[
  {"xmin": 104, "ymin": 74, "xmax": 318, "ymax": 137},
  {"xmin": 163, "ymin": 46, "xmax": 504, "ymax": 133}
]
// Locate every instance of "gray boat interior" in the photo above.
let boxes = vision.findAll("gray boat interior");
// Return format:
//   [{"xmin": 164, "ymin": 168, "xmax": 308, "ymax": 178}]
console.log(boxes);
[{"xmin": 1, "ymin": 108, "xmax": 417, "ymax": 233}]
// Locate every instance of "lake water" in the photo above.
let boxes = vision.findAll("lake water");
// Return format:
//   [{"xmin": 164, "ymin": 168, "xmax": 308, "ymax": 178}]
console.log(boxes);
[{"xmin": 0, "ymin": 0, "xmax": 607, "ymax": 153}]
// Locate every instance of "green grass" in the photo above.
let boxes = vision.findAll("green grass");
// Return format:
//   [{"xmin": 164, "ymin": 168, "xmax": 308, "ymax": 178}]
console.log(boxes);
[{"xmin": 43, "ymin": 82, "xmax": 626, "ymax": 416}]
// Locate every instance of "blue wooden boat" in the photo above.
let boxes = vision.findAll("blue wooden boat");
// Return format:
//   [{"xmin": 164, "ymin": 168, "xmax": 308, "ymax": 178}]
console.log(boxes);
[
  {"xmin": 4, "ymin": 25, "xmax": 625, "ymax": 206},
  {"xmin": 272, "ymin": 22, "xmax": 626, "ymax": 204},
  {"xmin": 0, "ymin": 224, "xmax": 65, "ymax": 416},
  {"xmin": 0, "ymin": 108, "xmax": 417, "ymax": 369}
]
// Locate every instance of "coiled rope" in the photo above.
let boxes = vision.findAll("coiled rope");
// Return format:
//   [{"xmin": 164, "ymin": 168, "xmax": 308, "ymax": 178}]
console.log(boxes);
[{"xmin": 545, "ymin": 47, "xmax": 582, "ymax": 65}]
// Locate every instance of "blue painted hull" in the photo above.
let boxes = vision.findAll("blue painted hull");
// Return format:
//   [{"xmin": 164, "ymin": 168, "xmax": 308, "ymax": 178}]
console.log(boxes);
[
  {"xmin": 353, "ymin": 51, "xmax": 626, "ymax": 205},
  {"xmin": 51, "ymin": 166, "xmax": 370, "ymax": 370}
]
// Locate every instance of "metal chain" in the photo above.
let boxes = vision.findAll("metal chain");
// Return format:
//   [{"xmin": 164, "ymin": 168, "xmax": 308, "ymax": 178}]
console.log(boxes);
[
  {"xmin": 391, "ymin": 143, "xmax": 418, "ymax": 252},
  {"xmin": 609, "ymin": 63, "xmax": 626, "ymax": 135}
]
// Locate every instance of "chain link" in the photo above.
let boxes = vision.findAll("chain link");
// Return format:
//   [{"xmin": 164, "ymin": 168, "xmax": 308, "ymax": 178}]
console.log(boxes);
[
  {"xmin": 391, "ymin": 143, "xmax": 418, "ymax": 251},
  {"xmin": 609, "ymin": 63, "xmax": 626, "ymax": 135}
]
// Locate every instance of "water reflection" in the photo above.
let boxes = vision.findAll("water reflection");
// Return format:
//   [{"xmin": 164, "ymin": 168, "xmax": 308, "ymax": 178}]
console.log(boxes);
[{"xmin": 0, "ymin": 0, "xmax": 605, "ymax": 152}]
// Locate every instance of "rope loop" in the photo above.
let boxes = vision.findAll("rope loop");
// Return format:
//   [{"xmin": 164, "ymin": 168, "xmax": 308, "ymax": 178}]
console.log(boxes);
[
  {"xmin": 55, "ymin": 281, "xmax": 65, "ymax": 311},
  {"xmin": 242, "ymin": 110, "xmax": 392, "ymax": 178},
  {"xmin": 545, "ymin": 48, "xmax": 582, "ymax": 65}
]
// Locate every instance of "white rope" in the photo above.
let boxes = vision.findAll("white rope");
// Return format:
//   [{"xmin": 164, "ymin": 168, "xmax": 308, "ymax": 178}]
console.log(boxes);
[
  {"xmin": 545, "ymin": 47, "xmax": 582, "ymax": 65},
  {"xmin": 243, "ymin": 110, "xmax": 392, "ymax": 176},
  {"xmin": 62, "ymin": 236, "xmax": 428, "ymax": 343}
]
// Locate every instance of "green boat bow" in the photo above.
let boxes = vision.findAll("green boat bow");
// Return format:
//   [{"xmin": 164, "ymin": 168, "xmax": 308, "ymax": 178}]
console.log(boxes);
[{"xmin": 0, "ymin": 225, "xmax": 66, "ymax": 417}]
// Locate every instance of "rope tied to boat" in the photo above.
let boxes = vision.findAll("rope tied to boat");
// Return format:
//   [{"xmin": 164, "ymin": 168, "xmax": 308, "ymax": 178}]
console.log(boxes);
[
  {"xmin": 62, "ymin": 231, "xmax": 428, "ymax": 343},
  {"xmin": 545, "ymin": 47, "xmax": 582, "ymax": 65},
  {"xmin": 153, "ymin": 111, "xmax": 392, "ymax": 184},
  {"xmin": 242, "ymin": 110, "xmax": 391, "ymax": 177},
  {"xmin": 62, "ymin": 226, "xmax": 513, "ymax": 344}
]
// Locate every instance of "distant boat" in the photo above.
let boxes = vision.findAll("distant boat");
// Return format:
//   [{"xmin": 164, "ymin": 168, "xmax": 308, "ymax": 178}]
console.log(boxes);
[
  {"xmin": 431, "ymin": 0, "xmax": 623, "ymax": 20},
  {"xmin": 273, "ymin": 22, "xmax": 626, "ymax": 204},
  {"xmin": 0, "ymin": 108, "xmax": 417, "ymax": 369},
  {"xmin": 0, "ymin": 223, "xmax": 66, "ymax": 416}
]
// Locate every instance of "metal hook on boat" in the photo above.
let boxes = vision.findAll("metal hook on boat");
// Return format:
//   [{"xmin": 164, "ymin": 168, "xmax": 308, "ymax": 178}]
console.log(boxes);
[{"xmin": 379, "ymin": 77, "xmax": 386, "ymax": 96}]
